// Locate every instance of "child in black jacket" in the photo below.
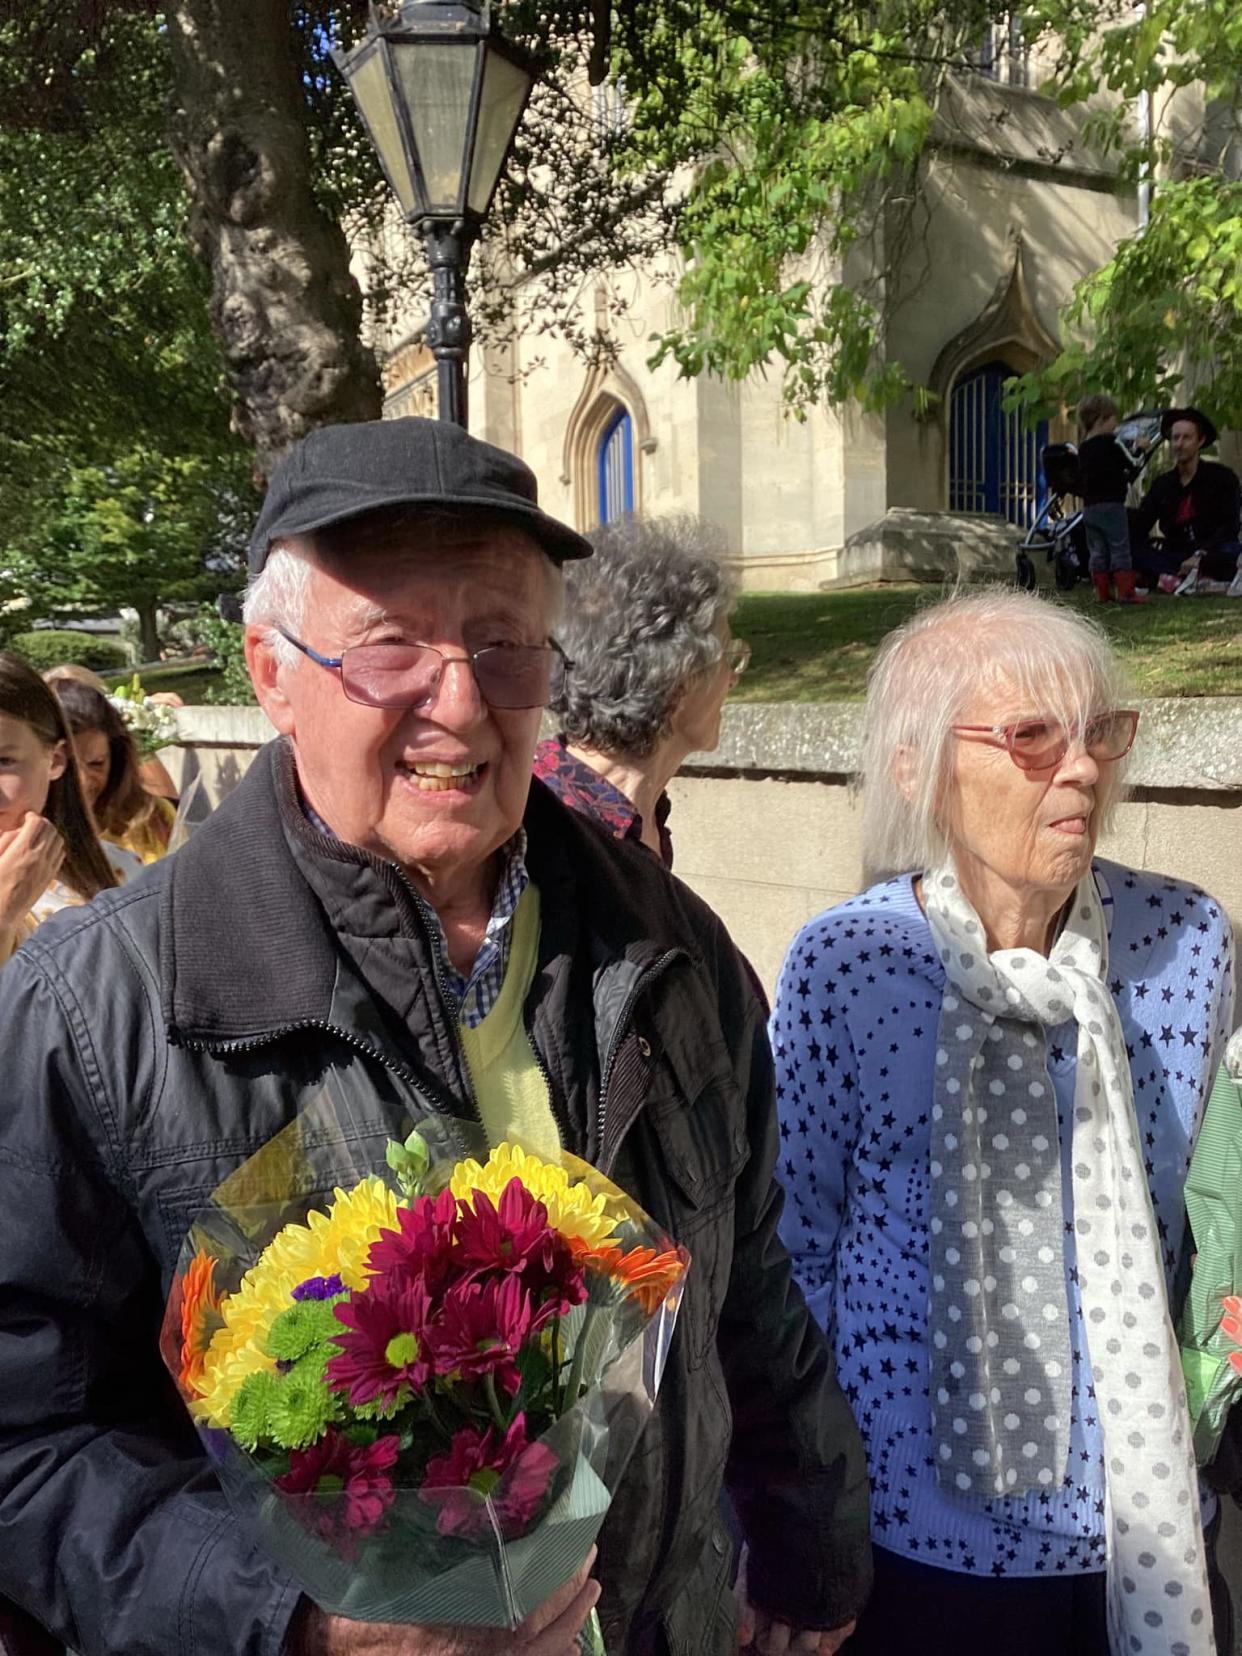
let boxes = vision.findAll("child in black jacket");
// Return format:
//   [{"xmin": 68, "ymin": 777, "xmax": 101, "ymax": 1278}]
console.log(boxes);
[{"xmin": 1077, "ymin": 394, "xmax": 1147, "ymax": 603}]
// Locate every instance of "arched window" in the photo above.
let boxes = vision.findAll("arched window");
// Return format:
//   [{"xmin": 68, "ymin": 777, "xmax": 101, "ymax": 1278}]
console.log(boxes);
[
  {"xmin": 597, "ymin": 406, "xmax": 634, "ymax": 524},
  {"xmin": 949, "ymin": 359, "xmax": 1048, "ymax": 528}
]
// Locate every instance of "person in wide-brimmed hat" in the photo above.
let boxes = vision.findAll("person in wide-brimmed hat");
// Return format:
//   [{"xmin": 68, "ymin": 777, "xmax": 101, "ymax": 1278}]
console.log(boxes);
[{"xmin": 1132, "ymin": 406, "xmax": 1241, "ymax": 591}]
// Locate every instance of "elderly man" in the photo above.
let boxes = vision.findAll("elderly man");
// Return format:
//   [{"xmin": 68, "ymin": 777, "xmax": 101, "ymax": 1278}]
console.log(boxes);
[{"xmin": 0, "ymin": 420, "xmax": 871, "ymax": 1656}]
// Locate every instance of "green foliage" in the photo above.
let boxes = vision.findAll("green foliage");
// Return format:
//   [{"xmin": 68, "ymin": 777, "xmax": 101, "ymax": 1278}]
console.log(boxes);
[
  {"xmin": 0, "ymin": 9, "xmax": 254, "ymax": 648},
  {"xmin": 5, "ymin": 0, "xmax": 1237, "ymax": 484},
  {"xmin": 1012, "ymin": 0, "xmax": 1242, "ymax": 425},
  {"xmin": 9, "ymin": 630, "xmax": 129, "ymax": 673},
  {"xmin": 1008, "ymin": 178, "xmax": 1242, "ymax": 428},
  {"xmin": 172, "ymin": 606, "xmax": 256, "ymax": 706},
  {"xmin": 8, "ymin": 446, "xmax": 251, "ymax": 642},
  {"xmin": 386, "ymin": 1130, "xmax": 431, "ymax": 1201}
]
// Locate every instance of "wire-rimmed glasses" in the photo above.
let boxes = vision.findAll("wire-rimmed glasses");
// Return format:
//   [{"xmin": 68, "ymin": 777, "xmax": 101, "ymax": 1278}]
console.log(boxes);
[{"xmin": 276, "ymin": 629, "xmax": 572, "ymax": 711}]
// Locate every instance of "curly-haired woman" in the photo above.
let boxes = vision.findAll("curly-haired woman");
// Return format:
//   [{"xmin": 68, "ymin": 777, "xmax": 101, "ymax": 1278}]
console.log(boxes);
[{"xmin": 534, "ymin": 515, "xmax": 748, "ymax": 867}]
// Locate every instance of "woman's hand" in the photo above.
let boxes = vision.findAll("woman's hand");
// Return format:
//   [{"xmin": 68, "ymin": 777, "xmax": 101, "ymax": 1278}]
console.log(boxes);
[{"xmin": 0, "ymin": 812, "xmax": 64, "ymax": 935}]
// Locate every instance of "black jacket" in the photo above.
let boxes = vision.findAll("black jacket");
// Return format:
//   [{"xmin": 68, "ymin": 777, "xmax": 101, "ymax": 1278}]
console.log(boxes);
[
  {"xmin": 1076, "ymin": 433, "xmax": 1141, "ymax": 506},
  {"xmin": 0, "ymin": 740, "xmax": 871, "ymax": 1656},
  {"xmin": 1133, "ymin": 459, "xmax": 1241, "ymax": 557}
]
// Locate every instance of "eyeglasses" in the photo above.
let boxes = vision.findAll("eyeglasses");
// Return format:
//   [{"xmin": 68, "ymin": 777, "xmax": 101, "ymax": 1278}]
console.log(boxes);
[
  {"xmin": 951, "ymin": 710, "xmax": 1140, "ymax": 771},
  {"xmin": 276, "ymin": 628, "xmax": 572, "ymax": 711},
  {"xmin": 727, "ymin": 638, "xmax": 752, "ymax": 677}
]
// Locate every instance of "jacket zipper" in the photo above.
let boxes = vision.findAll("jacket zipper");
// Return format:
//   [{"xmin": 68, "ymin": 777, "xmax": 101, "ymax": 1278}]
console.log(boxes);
[
  {"xmin": 174, "ymin": 1017, "xmax": 467, "ymax": 1127},
  {"xmin": 595, "ymin": 949, "xmax": 682, "ymax": 1175}
]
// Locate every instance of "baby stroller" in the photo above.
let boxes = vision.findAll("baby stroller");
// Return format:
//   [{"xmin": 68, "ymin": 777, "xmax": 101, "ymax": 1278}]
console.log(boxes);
[{"xmin": 1014, "ymin": 410, "xmax": 1166, "ymax": 592}]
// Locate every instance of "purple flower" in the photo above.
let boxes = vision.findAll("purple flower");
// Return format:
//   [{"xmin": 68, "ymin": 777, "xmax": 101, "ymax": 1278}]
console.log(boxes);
[{"xmin": 292, "ymin": 1274, "xmax": 346, "ymax": 1302}]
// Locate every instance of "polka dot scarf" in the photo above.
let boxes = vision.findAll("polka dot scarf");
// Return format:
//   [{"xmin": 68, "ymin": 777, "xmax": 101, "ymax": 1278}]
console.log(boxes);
[{"xmin": 925, "ymin": 863, "xmax": 1213, "ymax": 1656}]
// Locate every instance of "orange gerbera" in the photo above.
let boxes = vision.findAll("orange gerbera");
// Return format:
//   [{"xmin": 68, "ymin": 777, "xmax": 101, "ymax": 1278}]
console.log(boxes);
[
  {"xmin": 178, "ymin": 1249, "xmax": 222, "ymax": 1398},
  {"xmin": 569, "ymin": 1237, "xmax": 687, "ymax": 1316}
]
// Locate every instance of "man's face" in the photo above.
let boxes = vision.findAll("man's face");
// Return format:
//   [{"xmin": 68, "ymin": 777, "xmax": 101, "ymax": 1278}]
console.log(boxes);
[
  {"xmin": 1169, "ymin": 420, "xmax": 1206, "ymax": 467},
  {"xmin": 249, "ymin": 528, "xmax": 553, "ymax": 894}
]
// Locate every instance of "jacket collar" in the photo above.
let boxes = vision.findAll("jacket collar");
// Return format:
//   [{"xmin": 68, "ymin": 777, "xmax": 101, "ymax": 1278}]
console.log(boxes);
[{"xmin": 161, "ymin": 737, "xmax": 684, "ymax": 1048}]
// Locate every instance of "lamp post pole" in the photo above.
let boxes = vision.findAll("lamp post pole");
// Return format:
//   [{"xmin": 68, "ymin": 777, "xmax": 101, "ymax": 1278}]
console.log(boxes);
[{"xmin": 420, "ymin": 219, "xmax": 475, "ymax": 428}]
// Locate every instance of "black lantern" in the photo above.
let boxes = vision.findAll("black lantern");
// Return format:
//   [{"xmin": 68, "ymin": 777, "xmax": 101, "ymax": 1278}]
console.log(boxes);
[{"xmin": 334, "ymin": 1, "xmax": 537, "ymax": 427}]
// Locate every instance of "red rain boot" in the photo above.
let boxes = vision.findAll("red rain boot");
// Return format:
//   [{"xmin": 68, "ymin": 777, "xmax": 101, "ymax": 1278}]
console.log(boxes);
[
  {"xmin": 1092, "ymin": 571, "xmax": 1113, "ymax": 604},
  {"xmin": 1115, "ymin": 569, "xmax": 1147, "ymax": 604}
]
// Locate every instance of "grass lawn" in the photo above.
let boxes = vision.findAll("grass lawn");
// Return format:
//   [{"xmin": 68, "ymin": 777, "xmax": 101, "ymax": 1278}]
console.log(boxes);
[
  {"xmin": 97, "ymin": 587, "xmax": 1242, "ymax": 708},
  {"xmin": 731, "ymin": 585, "xmax": 1242, "ymax": 703}
]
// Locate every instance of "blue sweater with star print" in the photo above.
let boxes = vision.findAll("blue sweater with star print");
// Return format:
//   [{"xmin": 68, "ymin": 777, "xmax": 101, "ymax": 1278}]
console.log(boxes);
[{"xmin": 771, "ymin": 860, "xmax": 1233, "ymax": 1579}]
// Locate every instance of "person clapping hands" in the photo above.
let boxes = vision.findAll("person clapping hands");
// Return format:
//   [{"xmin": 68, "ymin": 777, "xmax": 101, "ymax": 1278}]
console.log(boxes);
[{"xmin": 0, "ymin": 654, "xmax": 116, "ymax": 964}]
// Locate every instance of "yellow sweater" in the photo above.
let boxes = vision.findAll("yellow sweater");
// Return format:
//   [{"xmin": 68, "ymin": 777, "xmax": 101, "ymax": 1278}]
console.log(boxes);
[{"xmin": 458, "ymin": 884, "xmax": 561, "ymax": 1160}]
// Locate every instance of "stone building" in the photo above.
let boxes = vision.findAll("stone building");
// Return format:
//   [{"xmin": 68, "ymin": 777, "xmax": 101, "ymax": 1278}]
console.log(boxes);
[{"xmin": 369, "ymin": 31, "xmax": 1210, "ymax": 591}]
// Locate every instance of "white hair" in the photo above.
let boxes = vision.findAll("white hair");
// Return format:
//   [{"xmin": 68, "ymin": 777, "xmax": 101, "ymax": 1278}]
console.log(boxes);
[
  {"xmin": 242, "ymin": 526, "xmax": 566, "ymax": 672},
  {"xmin": 859, "ymin": 589, "xmax": 1132, "ymax": 884},
  {"xmin": 242, "ymin": 542, "xmax": 314, "ymax": 668}
]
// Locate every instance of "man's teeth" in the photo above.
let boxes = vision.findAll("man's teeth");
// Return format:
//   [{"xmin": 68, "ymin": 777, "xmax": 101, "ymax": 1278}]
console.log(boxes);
[{"xmin": 401, "ymin": 761, "xmax": 480, "ymax": 792}]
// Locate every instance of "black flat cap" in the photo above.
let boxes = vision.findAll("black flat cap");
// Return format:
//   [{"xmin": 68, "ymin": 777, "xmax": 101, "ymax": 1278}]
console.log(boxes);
[
  {"xmin": 248, "ymin": 417, "xmax": 592, "ymax": 574},
  {"xmin": 1161, "ymin": 406, "xmax": 1219, "ymax": 446}
]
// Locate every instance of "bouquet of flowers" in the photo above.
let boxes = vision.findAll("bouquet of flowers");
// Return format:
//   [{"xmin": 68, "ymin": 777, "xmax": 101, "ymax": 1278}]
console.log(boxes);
[
  {"xmin": 1178, "ymin": 1034, "xmax": 1242, "ymax": 1464},
  {"xmin": 108, "ymin": 673, "xmax": 181, "ymax": 756},
  {"xmin": 162, "ymin": 1095, "xmax": 688, "ymax": 1646}
]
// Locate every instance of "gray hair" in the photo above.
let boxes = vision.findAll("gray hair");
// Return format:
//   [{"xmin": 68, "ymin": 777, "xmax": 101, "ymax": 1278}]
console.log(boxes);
[
  {"xmin": 860, "ymin": 589, "xmax": 1132, "ymax": 883},
  {"xmin": 242, "ymin": 515, "xmax": 565, "ymax": 671},
  {"xmin": 552, "ymin": 515, "xmax": 735, "ymax": 758}
]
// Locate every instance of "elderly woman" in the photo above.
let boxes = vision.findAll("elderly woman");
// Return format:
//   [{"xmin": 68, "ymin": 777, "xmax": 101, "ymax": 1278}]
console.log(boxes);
[
  {"xmin": 772, "ymin": 591, "xmax": 1233, "ymax": 1656},
  {"xmin": 534, "ymin": 515, "xmax": 748, "ymax": 866}
]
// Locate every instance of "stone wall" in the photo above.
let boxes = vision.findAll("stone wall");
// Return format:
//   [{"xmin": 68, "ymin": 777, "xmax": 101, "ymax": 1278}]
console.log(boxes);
[{"xmin": 164, "ymin": 701, "xmax": 1242, "ymax": 997}]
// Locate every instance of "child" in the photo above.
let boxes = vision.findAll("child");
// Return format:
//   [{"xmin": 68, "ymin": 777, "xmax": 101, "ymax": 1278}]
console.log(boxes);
[
  {"xmin": 1077, "ymin": 393, "xmax": 1147, "ymax": 604},
  {"xmin": 0, "ymin": 653, "xmax": 116, "ymax": 964}
]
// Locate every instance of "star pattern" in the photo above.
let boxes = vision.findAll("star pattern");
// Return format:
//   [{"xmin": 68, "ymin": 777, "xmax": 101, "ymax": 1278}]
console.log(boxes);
[{"xmin": 772, "ymin": 861, "xmax": 1233, "ymax": 1578}]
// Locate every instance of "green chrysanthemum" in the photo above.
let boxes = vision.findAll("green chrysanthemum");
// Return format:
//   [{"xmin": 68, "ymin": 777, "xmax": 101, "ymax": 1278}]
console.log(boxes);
[
  {"xmin": 267, "ymin": 1366, "xmax": 341, "ymax": 1450},
  {"xmin": 266, "ymin": 1300, "xmax": 345, "ymax": 1363},
  {"xmin": 231, "ymin": 1369, "xmax": 280, "ymax": 1451}
]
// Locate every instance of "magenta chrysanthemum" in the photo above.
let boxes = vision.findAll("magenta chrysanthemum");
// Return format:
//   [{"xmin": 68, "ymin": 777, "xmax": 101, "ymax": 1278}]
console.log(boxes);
[
  {"xmin": 453, "ymin": 1178, "xmax": 554, "ymax": 1273},
  {"xmin": 275, "ymin": 1428, "xmax": 400, "ymax": 1539},
  {"xmin": 366, "ymin": 1186, "xmax": 458, "ymax": 1294},
  {"xmin": 326, "ymin": 1279, "xmax": 434, "ymax": 1408},
  {"xmin": 420, "ymin": 1414, "xmax": 558, "ymax": 1538},
  {"xmin": 433, "ymin": 1274, "xmax": 533, "ymax": 1396},
  {"xmin": 452, "ymin": 1178, "xmax": 587, "ymax": 1318}
]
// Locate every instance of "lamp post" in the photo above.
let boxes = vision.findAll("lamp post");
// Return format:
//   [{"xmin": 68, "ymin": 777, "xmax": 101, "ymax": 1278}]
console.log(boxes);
[{"xmin": 333, "ymin": 1, "xmax": 538, "ymax": 428}]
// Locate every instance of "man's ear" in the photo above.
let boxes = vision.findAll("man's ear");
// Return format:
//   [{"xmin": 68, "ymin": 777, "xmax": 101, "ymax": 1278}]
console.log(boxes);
[{"xmin": 245, "ymin": 628, "xmax": 296, "ymax": 736}]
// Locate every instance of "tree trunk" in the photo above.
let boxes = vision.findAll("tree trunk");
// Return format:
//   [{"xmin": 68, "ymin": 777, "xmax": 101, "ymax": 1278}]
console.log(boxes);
[
  {"xmin": 137, "ymin": 601, "xmax": 161, "ymax": 665},
  {"xmin": 165, "ymin": 1, "xmax": 382, "ymax": 479}
]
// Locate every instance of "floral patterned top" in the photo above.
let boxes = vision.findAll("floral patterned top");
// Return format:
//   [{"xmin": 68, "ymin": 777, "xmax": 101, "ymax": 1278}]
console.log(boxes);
[{"xmin": 532, "ymin": 737, "xmax": 673, "ymax": 869}]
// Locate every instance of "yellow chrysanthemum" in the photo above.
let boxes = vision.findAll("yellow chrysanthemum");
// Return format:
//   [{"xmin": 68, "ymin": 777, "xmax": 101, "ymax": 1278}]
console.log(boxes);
[
  {"xmin": 449, "ymin": 1142, "xmax": 620, "ymax": 1249},
  {"xmin": 194, "ymin": 1177, "xmax": 399, "ymax": 1428}
]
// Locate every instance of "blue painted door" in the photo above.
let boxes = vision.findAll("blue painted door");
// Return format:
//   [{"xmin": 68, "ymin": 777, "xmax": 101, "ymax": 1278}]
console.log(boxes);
[
  {"xmin": 949, "ymin": 360, "xmax": 1048, "ymax": 528},
  {"xmin": 598, "ymin": 408, "xmax": 634, "ymax": 523}
]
